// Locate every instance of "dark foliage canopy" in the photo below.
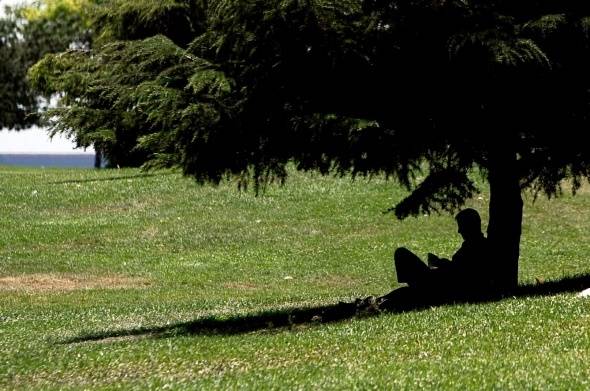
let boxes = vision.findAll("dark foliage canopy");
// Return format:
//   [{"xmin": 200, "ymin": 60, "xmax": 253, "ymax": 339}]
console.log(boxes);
[{"xmin": 31, "ymin": 0, "xmax": 590, "ymax": 213}]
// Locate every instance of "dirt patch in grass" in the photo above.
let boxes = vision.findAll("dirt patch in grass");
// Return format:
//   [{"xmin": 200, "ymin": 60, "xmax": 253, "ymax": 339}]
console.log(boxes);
[
  {"xmin": 313, "ymin": 274, "xmax": 362, "ymax": 289},
  {"xmin": 223, "ymin": 282, "xmax": 260, "ymax": 291},
  {"xmin": 141, "ymin": 225, "xmax": 160, "ymax": 240},
  {"xmin": 0, "ymin": 273, "xmax": 151, "ymax": 293}
]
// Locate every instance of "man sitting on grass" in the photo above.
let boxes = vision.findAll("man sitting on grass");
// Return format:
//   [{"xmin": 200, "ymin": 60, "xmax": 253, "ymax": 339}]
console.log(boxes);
[{"xmin": 372, "ymin": 208, "xmax": 494, "ymax": 311}]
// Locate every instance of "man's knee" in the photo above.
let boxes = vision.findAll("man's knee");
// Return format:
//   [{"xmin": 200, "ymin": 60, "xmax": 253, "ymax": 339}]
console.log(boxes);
[{"xmin": 394, "ymin": 247, "xmax": 415, "ymax": 266}]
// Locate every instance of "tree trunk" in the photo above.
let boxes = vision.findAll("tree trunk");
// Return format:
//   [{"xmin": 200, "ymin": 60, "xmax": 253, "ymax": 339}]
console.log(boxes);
[
  {"xmin": 94, "ymin": 149, "xmax": 102, "ymax": 169},
  {"xmin": 486, "ymin": 146, "xmax": 523, "ymax": 293}
]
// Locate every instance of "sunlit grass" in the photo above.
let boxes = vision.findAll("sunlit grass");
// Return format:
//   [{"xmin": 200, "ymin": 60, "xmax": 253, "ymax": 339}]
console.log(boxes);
[{"xmin": 1, "ymin": 166, "xmax": 590, "ymax": 389}]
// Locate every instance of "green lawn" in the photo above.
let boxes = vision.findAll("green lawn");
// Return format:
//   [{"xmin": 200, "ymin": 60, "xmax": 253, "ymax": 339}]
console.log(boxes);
[{"xmin": 1, "ymin": 166, "xmax": 590, "ymax": 389}]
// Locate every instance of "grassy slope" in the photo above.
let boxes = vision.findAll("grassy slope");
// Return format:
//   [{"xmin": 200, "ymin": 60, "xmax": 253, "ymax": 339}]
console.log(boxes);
[{"xmin": 1, "ymin": 166, "xmax": 590, "ymax": 389}]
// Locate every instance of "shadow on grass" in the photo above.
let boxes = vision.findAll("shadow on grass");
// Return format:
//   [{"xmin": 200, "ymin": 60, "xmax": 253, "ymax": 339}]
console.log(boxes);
[
  {"xmin": 48, "ymin": 171, "xmax": 176, "ymax": 185},
  {"xmin": 65, "ymin": 273, "xmax": 590, "ymax": 344}
]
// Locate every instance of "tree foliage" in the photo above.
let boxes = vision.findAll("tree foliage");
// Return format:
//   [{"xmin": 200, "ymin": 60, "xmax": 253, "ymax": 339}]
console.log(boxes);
[
  {"xmin": 30, "ymin": 0, "xmax": 590, "ymax": 195},
  {"xmin": 0, "ymin": 11, "xmax": 30, "ymax": 129},
  {"xmin": 0, "ymin": 0, "xmax": 92, "ymax": 129}
]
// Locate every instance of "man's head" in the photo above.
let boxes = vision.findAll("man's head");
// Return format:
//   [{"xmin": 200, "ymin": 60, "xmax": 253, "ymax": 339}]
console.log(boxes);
[{"xmin": 455, "ymin": 208, "xmax": 482, "ymax": 240}]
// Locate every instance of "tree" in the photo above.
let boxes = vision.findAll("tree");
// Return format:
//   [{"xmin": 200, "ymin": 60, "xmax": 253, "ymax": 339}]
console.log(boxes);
[
  {"xmin": 0, "ymin": 0, "xmax": 91, "ymax": 130},
  {"xmin": 29, "ymin": 0, "xmax": 205, "ymax": 167},
  {"xmin": 30, "ymin": 0, "xmax": 590, "ymax": 292},
  {"xmin": 1, "ymin": 8, "xmax": 35, "ymax": 129}
]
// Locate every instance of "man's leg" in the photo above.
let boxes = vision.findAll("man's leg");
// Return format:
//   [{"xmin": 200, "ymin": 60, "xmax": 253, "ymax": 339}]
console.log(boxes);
[{"xmin": 394, "ymin": 247, "xmax": 431, "ymax": 287}]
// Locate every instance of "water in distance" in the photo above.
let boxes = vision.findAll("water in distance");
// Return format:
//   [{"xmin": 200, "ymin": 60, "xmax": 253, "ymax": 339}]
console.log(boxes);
[{"xmin": 0, "ymin": 153, "xmax": 97, "ymax": 168}]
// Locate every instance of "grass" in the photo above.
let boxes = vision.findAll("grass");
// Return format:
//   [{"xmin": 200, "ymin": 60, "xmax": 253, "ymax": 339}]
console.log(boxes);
[{"xmin": 1, "ymin": 165, "xmax": 590, "ymax": 389}]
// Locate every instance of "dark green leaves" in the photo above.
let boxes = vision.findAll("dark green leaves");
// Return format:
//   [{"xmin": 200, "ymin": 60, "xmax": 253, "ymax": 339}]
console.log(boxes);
[{"xmin": 29, "ymin": 0, "xmax": 590, "ymax": 216}]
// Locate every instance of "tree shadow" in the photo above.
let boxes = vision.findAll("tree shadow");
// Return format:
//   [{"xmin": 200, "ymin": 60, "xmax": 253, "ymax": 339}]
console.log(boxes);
[
  {"xmin": 65, "ymin": 272, "xmax": 590, "ymax": 344},
  {"xmin": 48, "ymin": 171, "xmax": 176, "ymax": 185}
]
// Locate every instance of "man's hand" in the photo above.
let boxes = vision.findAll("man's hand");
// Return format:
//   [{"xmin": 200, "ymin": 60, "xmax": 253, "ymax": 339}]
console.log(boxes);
[
  {"xmin": 428, "ymin": 253, "xmax": 450, "ymax": 268},
  {"xmin": 427, "ymin": 253, "xmax": 440, "ymax": 267}
]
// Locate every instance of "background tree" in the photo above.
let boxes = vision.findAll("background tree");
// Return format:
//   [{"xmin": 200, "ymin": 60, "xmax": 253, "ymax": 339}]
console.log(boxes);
[
  {"xmin": 30, "ymin": 0, "xmax": 590, "ymax": 291},
  {"xmin": 0, "ymin": 0, "xmax": 91, "ymax": 129},
  {"xmin": 1, "ymin": 6, "xmax": 36, "ymax": 129},
  {"xmin": 30, "ymin": 0, "xmax": 206, "ymax": 167}
]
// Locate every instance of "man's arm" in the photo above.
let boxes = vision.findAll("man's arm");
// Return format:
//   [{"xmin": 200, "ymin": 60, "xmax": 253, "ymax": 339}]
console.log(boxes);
[{"xmin": 427, "ymin": 253, "xmax": 452, "ymax": 269}]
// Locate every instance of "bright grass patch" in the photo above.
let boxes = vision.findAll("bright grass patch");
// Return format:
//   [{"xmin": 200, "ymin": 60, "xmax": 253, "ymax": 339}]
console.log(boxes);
[{"xmin": 1, "ymin": 166, "xmax": 590, "ymax": 389}]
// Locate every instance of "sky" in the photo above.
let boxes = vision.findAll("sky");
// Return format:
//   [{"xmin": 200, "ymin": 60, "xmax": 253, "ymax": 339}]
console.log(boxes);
[
  {"xmin": 0, "ymin": 127, "xmax": 94, "ymax": 154},
  {"xmin": 1, "ymin": 0, "xmax": 94, "ymax": 154},
  {"xmin": 0, "ymin": 0, "xmax": 27, "ymax": 16}
]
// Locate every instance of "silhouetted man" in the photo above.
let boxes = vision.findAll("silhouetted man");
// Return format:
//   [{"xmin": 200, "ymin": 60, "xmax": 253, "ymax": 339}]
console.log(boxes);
[{"xmin": 388, "ymin": 208, "xmax": 492, "ymax": 301}]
